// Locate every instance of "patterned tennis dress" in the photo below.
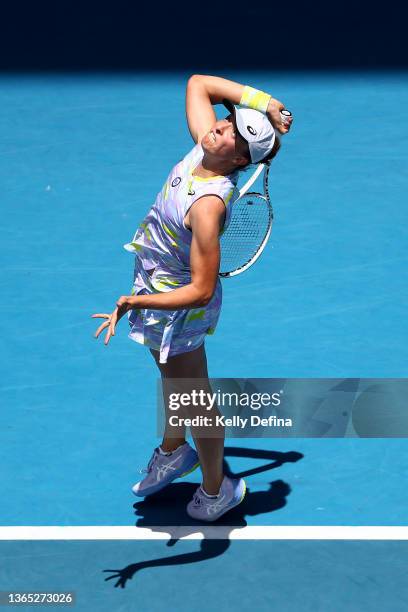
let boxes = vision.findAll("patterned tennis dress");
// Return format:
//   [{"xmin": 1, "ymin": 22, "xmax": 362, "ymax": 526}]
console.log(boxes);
[{"xmin": 124, "ymin": 143, "xmax": 239, "ymax": 363}]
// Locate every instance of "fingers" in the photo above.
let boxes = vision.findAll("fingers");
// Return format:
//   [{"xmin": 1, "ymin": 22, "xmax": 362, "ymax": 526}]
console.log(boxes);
[
  {"xmin": 283, "ymin": 116, "xmax": 293, "ymax": 131},
  {"xmin": 281, "ymin": 113, "xmax": 293, "ymax": 133},
  {"xmin": 276, "ymin": 120, "xmax": 292, "ymax": 135},
  {"xmin": 104, "ymin": 326, "xmax": 113, "ymax": 345},
  {"xmin": 94, "ymin": 319, "xmax": 110, "ymax": 339},
  {"xmin": 109, "ymin": 308, "xmax": 119, "ymax": 338},
  {"xmin": 271, "ymin": 115, "xmax": 288, "ymax": 134},
  {"xmin": 267, "ymin": 99, "xmax": 293, "ymax": 135},
  {"xmin": 103, "ymin": 308, "xmax": 119, "ymax": 345},
  {"xmin": 91, "ymin": 313, "xmax": 112, "ymax": 340},
  {"xmin": 92, "ymin": 299, "xmax": 129, "ymax": 345}
]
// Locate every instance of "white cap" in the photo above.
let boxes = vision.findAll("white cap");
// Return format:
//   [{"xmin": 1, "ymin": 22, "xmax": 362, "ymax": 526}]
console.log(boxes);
[{"xmin": 223, "ymin": 99, "xmax": 278, "ymax": 164}]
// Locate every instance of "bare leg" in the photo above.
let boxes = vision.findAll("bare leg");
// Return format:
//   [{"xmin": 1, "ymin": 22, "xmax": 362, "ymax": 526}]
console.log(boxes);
[{"xmin": 150, "ymin": 344, "xmax": 225, "ymax": 495}]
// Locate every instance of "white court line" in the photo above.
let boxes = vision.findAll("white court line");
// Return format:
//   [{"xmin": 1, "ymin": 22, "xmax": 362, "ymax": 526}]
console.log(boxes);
[{"xmin": 0, "ymin": 526, "xmax": 407, "ymax": 541}]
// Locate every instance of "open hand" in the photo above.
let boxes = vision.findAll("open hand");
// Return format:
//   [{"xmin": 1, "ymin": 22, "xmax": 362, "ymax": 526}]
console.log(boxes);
[{"xmin": 91, "ymin": 296, "xmax": 133, "ymax": 345}]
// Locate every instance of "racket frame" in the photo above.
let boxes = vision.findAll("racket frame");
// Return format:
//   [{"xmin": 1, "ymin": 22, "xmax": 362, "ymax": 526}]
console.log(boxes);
[{"xmin": 219, "ymin": 161, "xmax": 273, "ymax": 278}]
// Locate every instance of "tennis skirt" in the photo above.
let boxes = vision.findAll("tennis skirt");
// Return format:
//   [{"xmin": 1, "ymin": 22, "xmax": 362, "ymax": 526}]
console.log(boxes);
[{"xmin": 127, "ymin": 286, "xmax": 222, "ymax": 364}]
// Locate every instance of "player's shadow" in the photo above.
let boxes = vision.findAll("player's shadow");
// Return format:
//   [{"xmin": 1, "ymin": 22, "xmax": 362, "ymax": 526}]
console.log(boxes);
[{"xmin": 103, "ymin": 447, "xmax": 303, "ymax": 588}]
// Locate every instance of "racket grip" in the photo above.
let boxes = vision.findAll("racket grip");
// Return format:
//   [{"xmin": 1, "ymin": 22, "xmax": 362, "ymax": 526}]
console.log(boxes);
[{"xmin": 280, "ymin": 109, "xmax": 292, "ymax": 125}]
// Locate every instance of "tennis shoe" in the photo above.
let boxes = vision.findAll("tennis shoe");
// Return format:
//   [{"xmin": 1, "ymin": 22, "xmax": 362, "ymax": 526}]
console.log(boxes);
[
  {"xmin": 132, "ymin": 442, "xmax": 199, "ymax": 497},
  {"xmin": 186, "ymin": 475, "xmax": 246, "ymax": 522}
]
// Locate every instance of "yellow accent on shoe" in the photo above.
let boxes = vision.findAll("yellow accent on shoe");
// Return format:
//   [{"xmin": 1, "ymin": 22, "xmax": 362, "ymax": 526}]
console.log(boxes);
[
  {"xmin": 180, "ymin": 461, "xmax": 200, "ymax": 477},
  {"xmin": 239, "ymin": 479, "xmax": 247, "ymax": 504}
]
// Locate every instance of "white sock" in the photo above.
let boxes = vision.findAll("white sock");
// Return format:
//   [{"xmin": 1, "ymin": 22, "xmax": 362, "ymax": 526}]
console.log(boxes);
[
  {"xmin": 200, "ymin": 485, "xmax": 219, "ymax": 499},
  {"xmin": 159, "ymin": 442, "xmax": 187, "ymax": 456},
  {"xmin": 158, "ymin": 446, "xmax": 172, "ymax": 456}
]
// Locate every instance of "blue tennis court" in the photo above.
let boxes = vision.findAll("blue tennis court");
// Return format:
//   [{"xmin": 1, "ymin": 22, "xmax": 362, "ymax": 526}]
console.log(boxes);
[
  {"xmin": 1, "ymin": 72, "xmax": 407, "ymax": 609},
  {"xmin": 1, "ymin": 540, "xmax": 408, "ymax": 611}
]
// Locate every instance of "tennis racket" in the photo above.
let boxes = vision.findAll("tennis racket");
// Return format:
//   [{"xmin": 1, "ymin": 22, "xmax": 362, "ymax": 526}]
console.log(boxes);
[{"xmin": 219, "ymin": 109, "xmax": 291, "ymax": 278}]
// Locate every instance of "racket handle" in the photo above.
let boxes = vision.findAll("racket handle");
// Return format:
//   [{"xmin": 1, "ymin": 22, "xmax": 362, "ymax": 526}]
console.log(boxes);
[{"xmin": 280, "ymin": 109, "xmax": 292, "ymax": 126}]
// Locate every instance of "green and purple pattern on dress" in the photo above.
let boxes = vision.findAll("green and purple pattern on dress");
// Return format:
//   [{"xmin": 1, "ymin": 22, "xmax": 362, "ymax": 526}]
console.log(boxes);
[{"xmin": 124, "ymin": 144, "xmax": 239, "ymax": 363}]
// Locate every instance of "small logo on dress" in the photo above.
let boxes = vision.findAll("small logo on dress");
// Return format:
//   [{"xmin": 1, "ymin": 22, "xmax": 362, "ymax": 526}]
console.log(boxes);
[
  {"xmin": 171, "ymin": 177, "xmax": 181, "ymax": 187},
  {"xmin": 247, "ymin": 125, "xmax": 257, "ymax": 136},
  {"xmin": 188, "ymin": 188, "xmax": 195, "ymax": 196}
]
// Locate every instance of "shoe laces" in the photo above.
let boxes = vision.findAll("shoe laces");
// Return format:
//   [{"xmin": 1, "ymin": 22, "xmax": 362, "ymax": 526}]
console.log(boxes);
[
  {"xmin": 139, "ymin": 450, "xmax": 181, "ymax": 482},
  {"xmin": 205, "ymin": 494, "xmax": 226, "ymax": 515},
  {"xmin": 139, "ymin": 449, "xmax": 159, "ymax": 475},
  {"xmin": 193, "ymin": 491, "xmax": 226, "ymax": 515}
]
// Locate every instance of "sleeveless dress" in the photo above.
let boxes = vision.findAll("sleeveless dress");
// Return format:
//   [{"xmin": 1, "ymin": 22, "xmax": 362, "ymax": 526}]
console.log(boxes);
[{"xmin": 123, "ymin": 143, "xmax": 239, "ymax": 363}]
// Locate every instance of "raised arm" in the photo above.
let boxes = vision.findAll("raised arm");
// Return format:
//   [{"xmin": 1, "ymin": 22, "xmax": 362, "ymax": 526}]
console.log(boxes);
[
  {"xmin": 186, "ymin": 74, "xmax": 292, "ymax": 145},
  {"xmin": 186, "ymin": 75, "xmax": 244, "ymax": 144}
]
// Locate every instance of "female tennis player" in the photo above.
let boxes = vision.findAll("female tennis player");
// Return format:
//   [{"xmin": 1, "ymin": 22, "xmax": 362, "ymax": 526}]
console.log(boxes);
[{"xmin": 92, "ymin": 75, "xmax": 292, "ymax": 521}]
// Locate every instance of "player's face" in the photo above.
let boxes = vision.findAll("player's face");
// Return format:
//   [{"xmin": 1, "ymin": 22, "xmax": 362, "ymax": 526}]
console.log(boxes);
[{"xmin": 202, "ymin": 116, "xmax": 248, "ymax": 164}]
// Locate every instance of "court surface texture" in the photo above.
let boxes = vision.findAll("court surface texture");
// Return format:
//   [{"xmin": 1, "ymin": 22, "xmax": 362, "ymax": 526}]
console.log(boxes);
[{"xmin": 1, "ymin": 72, "xmax": 407, "ymax": 610}]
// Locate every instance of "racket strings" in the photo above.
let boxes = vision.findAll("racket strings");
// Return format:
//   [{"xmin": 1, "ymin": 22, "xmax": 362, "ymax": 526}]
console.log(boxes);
[{"xmin": 220, "ymin": 193, "xmax": 272, "ymax": 274}]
